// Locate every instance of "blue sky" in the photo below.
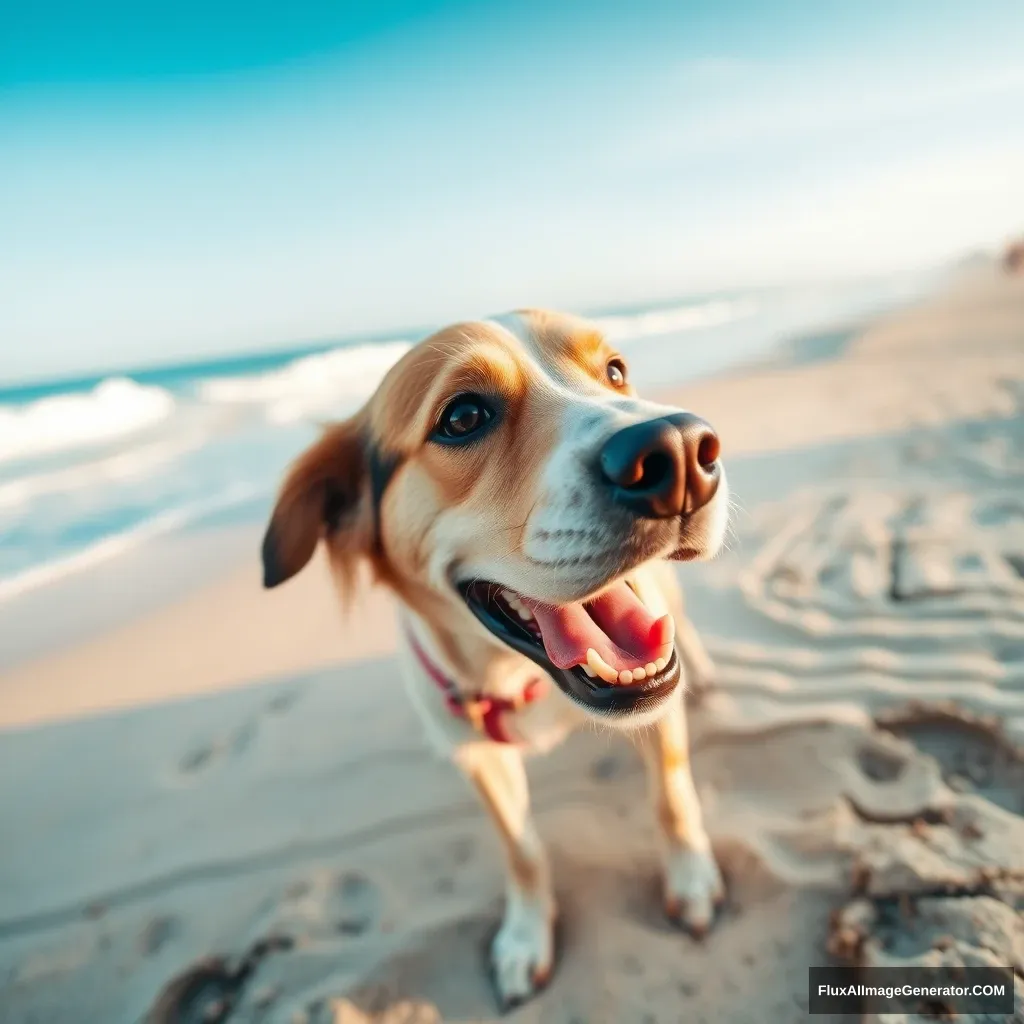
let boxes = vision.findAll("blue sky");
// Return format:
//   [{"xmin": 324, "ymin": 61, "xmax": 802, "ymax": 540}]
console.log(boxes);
[{"xmin": 1, "ymin": 1, "xmax": 1023, "ymax": 383}]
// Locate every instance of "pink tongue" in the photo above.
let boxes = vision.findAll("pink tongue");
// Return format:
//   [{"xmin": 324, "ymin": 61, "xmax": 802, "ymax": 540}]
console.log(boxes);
[{"xmin": 520, "ymin": 581, "xmax": 675, "ymax": 672}]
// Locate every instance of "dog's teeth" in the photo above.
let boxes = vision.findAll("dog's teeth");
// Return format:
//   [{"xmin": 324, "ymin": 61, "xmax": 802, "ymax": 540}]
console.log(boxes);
[
  {"xmin": 655, "ymin": 657, "xmax": 668, "ymax": 672},
  {"xmin": 632, "ymin": 666, "xmax": 646, "ymax": 680},
  {"xmin": 586, "ymin": 648, "xmax": 619, "ymax": 684},
  {"xmin": 516, "ymin": 607, "xmax": 534, "ymax": 621},
  {"xmin": 582, "ymin": 664, "xmax": 596, "ymax": 678},
  {"xmin": 645, "ymin": 662, "xmax": 657, "ymax": 676},
  {"xmin": 618, "ymin": 669, "xmax": 634, "ymax": 684}
]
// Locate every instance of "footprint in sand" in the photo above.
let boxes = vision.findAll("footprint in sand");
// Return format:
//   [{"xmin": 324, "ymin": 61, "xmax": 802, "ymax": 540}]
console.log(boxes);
[
  {"xmin": 590, "ymin": 751, "xmax": 630, "ymax": 781},
  {"xmin": 260, "ymin": 868, "xmax": 384, "ymax": 942},
  {"xmin": 138, "ymin": 914, "xmax": 179, "ymax": 957},
  {"xmin": 335, "ymin": 872, "xmax": 385, "ymax": 937},
  {"xmin": 170, "ymin": 690, "xmax": 305, "ymax": 785},
  {"xmin": 267, "ymin": 686, "xmax": 304, "ymax": 716},
  {"xmin": 855, "ymin": 741, "xmax": 907, "ymax": 784},
  {"xmin": 883, "ymin": 715, "xmax": 1024, "ymax": 815},
  {"xmin": 335, "ymin": 871, "xmax": 382, "ymax": 937},
  {"xmin": 170, "ymin": 719, "xmax": 259, "ymax": 785},
  {"xmin": 447, "ymin": 835, "xmax": 475, "ymax": 866}
]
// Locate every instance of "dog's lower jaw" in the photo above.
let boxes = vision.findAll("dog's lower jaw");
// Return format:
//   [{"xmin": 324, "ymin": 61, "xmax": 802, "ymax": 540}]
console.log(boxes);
[{"xmin": 576, "ymin": 683, "xmax": 682, "ymax": 732}]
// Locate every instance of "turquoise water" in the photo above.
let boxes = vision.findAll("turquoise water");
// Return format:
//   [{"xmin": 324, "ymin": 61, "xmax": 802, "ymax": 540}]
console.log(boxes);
[{"xmin": 0, "ymin": 275, "xmax": 933, "ymax": 605}]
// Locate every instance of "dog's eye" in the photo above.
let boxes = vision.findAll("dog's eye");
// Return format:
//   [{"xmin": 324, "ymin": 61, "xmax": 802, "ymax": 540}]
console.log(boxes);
[
  {"xmin": 606, "ymin": 358, "xmax": 628, "ymax": 388},
  {"xmin": 434, "ymin": 394, "xmax": 494, "ymax": 442}
]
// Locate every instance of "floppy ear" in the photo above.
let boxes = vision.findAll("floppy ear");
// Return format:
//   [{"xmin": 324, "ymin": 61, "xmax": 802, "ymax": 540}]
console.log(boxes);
[{"xmin": 261, "ymin": 419, "xmax": 368, "ymax": 589}]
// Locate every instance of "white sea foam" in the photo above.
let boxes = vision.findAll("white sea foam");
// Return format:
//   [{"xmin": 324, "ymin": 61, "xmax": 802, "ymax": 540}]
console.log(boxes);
[
  {"xmin": 592, "ymin": 298, "xmax": 756, "ymax": 344},
  {"xmin": 197, "ymin": 308, "xmax": 753, "ymax": 428},
  {"xmin": 0, "ymin": 482, "xmax": 259, "ymax": 604},
  {"xmin": 0, "ymin": 377, "xmax": 176, "ymax": 465},
  {"xmin": 199, "ymin": 341, "xmax": 411, "ymax": 424}
]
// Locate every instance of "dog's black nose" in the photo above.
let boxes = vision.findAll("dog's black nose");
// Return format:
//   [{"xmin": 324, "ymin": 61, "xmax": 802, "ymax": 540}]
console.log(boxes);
[{"xmin": 599, "ymin": 412, "xmax": 720, "ymax": 519}]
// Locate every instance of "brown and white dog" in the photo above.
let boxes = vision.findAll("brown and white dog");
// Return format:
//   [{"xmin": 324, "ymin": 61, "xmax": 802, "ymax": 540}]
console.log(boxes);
[{"xmin": 261, "ymin": 310, "xmax": 728, "ymax": 1008}]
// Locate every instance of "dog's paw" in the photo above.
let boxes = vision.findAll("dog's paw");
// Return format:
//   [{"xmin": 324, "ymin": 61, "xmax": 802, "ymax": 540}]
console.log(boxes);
[
  {"xmin": 490, "ymin": 898, "xmax": 554, "ymax": 1011},
  {"xmin": 663, "ymin": 845, "xmax": 725, "ymax": 938}
]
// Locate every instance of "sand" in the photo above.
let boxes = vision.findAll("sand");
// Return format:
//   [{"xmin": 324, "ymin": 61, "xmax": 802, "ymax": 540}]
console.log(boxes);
[{"xmin": 1, "ymin": 265, "xmax": 1023, "ymax": 1023}]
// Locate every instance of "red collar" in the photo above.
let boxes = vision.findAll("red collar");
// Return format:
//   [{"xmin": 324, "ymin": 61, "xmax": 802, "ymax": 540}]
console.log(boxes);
[{"xmin": 403, "ymin": 623, "xmax": 546, "ymax": 744}]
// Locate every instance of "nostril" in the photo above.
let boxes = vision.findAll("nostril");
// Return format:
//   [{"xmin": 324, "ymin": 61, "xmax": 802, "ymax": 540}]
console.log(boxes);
[
  {"xmin": 697, "ymin": 432, "xmax": 720, "ymax": 471},
  {"xmin": 630, "ymin": 450, "xmax": 672, "ymax": 492}
]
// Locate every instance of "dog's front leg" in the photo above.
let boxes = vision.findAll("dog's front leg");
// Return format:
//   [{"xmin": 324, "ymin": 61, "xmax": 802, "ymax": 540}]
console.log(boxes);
[
  {"xmin": 455, "ymin": 741, "xmax": 555, "ymax": 1009},
  {"xmin": 642, "ymin": 690, "xmax": 725, "ymax": 936}
]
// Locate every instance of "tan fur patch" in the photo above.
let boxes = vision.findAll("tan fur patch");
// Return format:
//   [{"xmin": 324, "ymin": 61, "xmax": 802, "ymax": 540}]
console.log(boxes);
[
  {"xmin": 369, "ymin": 323, "xmax": 565, "ymax": 579},
  {"xmin": 467, "ymin": 769, "xmax": 544, "ymax": 894},
  {"xmin": 661, "ymin": 742, "xmax": 691, "ymax": 774},
  {"xmin": 514, "ymin": 308, "xmax": 635, "ymax": 395}
]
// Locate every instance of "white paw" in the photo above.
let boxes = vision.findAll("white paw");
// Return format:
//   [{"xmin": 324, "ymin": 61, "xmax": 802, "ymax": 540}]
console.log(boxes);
[
  {"xmin": 490, "ymin": 896, "xmax": 554, "ymax": 1010},
  {"xmin": 663, "ymin": 845, "xmax": 725, "ymax": 937}
]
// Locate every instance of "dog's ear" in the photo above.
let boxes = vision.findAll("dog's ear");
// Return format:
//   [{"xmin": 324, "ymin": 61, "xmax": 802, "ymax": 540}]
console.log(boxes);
[{"xmin": 261, "ymin": 419, "xmax": 369, "ymax": 589}]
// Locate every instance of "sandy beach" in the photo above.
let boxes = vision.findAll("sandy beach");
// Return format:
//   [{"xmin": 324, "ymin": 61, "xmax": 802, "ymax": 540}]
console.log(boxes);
[{"xmin": 2, "ymin": 265, "xmax": 1023, "ymax": 1023}]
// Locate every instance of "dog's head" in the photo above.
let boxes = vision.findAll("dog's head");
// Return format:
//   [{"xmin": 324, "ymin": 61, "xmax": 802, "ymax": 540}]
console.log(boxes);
[{"xmin": 262, "ymin": 310, "xmax": 728, "ymax": 722}]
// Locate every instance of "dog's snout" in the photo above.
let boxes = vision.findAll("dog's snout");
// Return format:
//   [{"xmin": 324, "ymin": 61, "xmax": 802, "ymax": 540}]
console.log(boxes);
[{"xmin": 598, "ymin": 412, "xmax": 721, "ymax": 519}]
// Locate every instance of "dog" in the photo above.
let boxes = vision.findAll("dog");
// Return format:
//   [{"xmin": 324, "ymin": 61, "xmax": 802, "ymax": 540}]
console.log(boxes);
[{"xmin": 261, "ymin": 310, "xmax": 728, "ymax": 1007}]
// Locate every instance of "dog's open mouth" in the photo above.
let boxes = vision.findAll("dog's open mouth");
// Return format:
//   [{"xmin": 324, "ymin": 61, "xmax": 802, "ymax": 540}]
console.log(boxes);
[{"xmin": 458, "ymin": 578, "xmax": 681, "ymax": 716}]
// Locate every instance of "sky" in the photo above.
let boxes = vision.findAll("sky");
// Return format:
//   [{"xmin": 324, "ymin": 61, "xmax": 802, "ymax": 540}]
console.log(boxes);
[{"xmin": 1, "ymin": 0, "xmax": 1023, "ymax": 383}]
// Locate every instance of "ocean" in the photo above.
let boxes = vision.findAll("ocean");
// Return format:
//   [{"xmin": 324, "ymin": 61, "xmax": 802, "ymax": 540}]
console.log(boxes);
[{"xmin": 0, "ymin": 273, "xmax": 934, "ymax": 608}]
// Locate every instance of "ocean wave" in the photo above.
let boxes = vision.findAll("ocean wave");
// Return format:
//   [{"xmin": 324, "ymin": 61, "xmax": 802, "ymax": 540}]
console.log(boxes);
[
  {"xmin": 592, "ymin": 298, "xmax": 757, "ymax": 344},
  {"xmin": 0, "ymin": 436, "xmax": 202, "ymax": 512},
  {"xmin": 195, "ymin": 308, "xmax": 753, "ymax": 423},
  {"xmin": 0, "ymin": 482, "xmax": 260, "ymax": 604},
  {"xmin": 199, "ymin": 341, "xmax": 411, "ymax": 424},
  {"xmin": 0, "ymin": 377, "xmax": 176, "ymax": 465}
]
